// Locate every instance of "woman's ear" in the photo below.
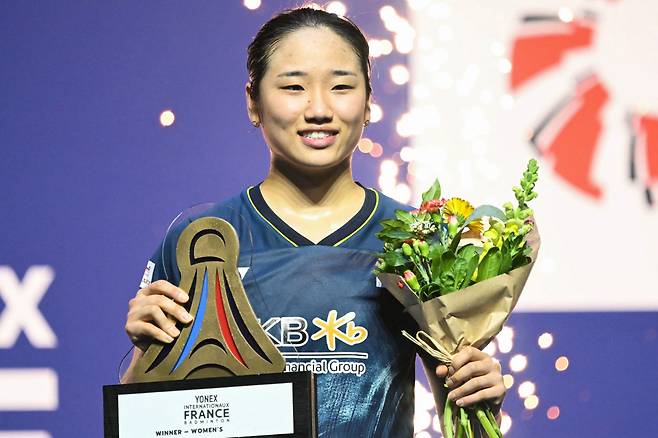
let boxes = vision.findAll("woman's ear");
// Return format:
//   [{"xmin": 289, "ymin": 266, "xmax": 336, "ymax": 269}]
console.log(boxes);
[
  {"xmin": 245, "ymin": 82, "xmax": 260, "ymax": 126},
  {"xmin": 364, "ymin": 98, "xmax": 372, "ymax": 125}
]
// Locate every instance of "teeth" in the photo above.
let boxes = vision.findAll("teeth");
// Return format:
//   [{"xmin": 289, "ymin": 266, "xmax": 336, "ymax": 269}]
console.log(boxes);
[{"xmin": 303, "ymin": 131, "xmax": 332, "ymax": 139}]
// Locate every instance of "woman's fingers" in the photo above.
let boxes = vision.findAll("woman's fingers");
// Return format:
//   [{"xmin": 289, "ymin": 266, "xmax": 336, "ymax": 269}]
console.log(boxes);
[
  {"xmin": 452, "ymin": 386, "xmax": 505, "ymax": 408},
  {"xmin": 126, "ymin": 320, "xmax": 175, "ymax": 345},
  {"xmin": 128, "ymin": 293, "xmax": 193, "ymax": 325},
  {"xmin": 128, "ymin": 304, "xmax": 179, "ymax": 337},
  {"xmin": 153, "ymin": 295, "xmax": 193, "ymax": 324},
  {"xmin": 125, "ymin": 280, "xmax": 195, "ymax": 350},
  {"xmin": 450, "ymin": 346, "xmax": 486, "ymax": 372},
  {"xmin": 435, "ymin": 364, "xmax": 449, "ymax": 377},
  {"xmin": 138, "ymin": 280, "xmax": 189, "ymax": 304},
  {"xmin": 448, "ymin": 347, "xmax": 498, "ymax": 387},
  {"xmin": 439, "ymin": 345, "xmax": 505, "ymax": 407},
  {"xmin": 447, "ymin": 374, "xmax": 504, "ymax": 406}
]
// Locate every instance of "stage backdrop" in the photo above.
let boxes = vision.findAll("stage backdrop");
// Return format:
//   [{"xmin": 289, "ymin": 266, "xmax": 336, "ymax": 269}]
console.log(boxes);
[{"xmin": 1, "ymin": 1, "xmax": 656, "ymax": 437}]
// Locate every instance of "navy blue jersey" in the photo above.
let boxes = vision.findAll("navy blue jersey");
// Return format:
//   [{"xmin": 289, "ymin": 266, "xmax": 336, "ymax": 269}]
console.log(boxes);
[{"xmin": 143, "ymin": 184, "xmax": 417, "ymax": 437}]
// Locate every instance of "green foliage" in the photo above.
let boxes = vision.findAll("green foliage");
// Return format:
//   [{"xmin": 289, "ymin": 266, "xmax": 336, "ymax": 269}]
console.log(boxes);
[
  {"xmin": 422, "ymin": 179, "xmax": 442, "ymax": 202},
  {"xmin": 395, "ymin": 209, "xmax": 416, "ymax": 224},
  {"xmin": 376, "ymin": 229, "xmax": 415, "ymax": 242},
  {"xmin": 374, "ymin": 159, "xmax": 539, "ymax": 301},
  {"xmin": 375, "ymin": 250, "xmax": 408, "ymax": 269},
  {"xmin": 476, "ymin": 248, "xmax": 502, "ymax": 282}
]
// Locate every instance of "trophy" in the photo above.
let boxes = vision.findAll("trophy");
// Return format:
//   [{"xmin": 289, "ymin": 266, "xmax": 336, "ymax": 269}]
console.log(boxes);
[
  {"xmin": 104, "ymin": 205, "xmax": 316, "ymax": 438},
  {"xmin": 130, "ymin": 215, "xmax": 285, "ymax": 381}
]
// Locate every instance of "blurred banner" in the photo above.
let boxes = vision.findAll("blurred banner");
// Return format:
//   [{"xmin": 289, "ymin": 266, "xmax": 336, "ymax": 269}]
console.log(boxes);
[{"xmin": 407, "ymin": 0, "xmax": 658, "ymax": 311}]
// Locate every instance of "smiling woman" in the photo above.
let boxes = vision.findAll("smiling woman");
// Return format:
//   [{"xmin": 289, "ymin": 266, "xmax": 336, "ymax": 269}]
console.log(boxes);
[
  {"xmin": 122, "ymin": 6, "xmax": 505, "ymax": 437},
  {"xmin": 246, "ymin": 26, "xmax": 370, "ymax": 173}
]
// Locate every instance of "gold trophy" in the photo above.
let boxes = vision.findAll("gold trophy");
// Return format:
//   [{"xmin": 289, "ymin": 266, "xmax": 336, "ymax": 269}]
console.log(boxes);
[{"xmin": 130, "ymin": 216, "xmax": 285, "ymax": 382}]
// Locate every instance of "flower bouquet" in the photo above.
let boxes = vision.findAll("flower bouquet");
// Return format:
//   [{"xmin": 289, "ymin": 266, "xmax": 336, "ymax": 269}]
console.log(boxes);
[{"xmin": 375, "ymin": 159, "xmax": 541, "ymax": 438}]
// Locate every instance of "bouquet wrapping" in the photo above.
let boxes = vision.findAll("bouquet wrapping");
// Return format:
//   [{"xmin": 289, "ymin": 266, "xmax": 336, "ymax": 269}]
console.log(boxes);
[
  {"xmin": 375, "ymin": 159, "xmax": 540, "ymax": 437},
  {"xmin": 377, "ymin": 225, "xmax": 539, "ymax": 363}
]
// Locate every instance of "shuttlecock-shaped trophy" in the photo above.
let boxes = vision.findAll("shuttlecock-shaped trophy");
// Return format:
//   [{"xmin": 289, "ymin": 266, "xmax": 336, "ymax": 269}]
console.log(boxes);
[{"xmin": 130, "ymin": 217, "xmax": 285, "ymax": 382}]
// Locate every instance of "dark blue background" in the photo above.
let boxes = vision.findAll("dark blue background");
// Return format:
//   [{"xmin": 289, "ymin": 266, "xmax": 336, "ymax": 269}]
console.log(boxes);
[{"xmin": 1, "ymin": 2, "xmax": 656, "ymax": 437}]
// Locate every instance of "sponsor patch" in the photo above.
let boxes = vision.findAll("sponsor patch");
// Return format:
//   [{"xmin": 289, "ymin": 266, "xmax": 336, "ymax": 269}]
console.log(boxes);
[{"xmin": 139, "ymin": 261, "xmax": 155, "ymax": 288}]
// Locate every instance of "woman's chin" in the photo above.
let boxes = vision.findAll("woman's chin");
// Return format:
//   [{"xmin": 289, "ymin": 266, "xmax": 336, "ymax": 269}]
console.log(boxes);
[{"xmin": 274, "ymin": 152, "xmax": 352, "ymax": 174}]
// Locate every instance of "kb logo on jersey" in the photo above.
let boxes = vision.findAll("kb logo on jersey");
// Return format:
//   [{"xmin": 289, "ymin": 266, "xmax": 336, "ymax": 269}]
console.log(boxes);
[{"xmin": 261, "ymin": 310, "xmax": 368, "ymax": 350}]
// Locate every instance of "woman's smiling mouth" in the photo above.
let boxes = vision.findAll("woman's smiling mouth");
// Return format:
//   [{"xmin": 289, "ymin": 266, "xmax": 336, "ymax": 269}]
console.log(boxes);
[{"xmin": 298, "ymin": 129, "xmax": 339, "ymax": 148}]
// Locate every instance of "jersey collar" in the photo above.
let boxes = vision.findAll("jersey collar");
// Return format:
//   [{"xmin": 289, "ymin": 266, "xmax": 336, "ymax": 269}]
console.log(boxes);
[{"xmin": 246, "ymin": 183, "xmax": 379, "ymax": 247}]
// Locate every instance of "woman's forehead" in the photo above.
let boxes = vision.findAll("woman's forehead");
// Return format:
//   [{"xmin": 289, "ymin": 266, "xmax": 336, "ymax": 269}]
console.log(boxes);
[{"xmin": 266, "ymin": 27, "xmax": 361, "ymax": 76}]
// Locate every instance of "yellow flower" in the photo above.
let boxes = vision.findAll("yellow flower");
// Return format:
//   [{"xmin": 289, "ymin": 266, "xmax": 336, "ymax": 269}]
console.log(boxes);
[
  {"xmin": 443, "ymin": 197, "xmax": 483, "ymax": 236},
  {"xmin": 443, "ymin": 197, "xmax": 473, "ymax": 218}
]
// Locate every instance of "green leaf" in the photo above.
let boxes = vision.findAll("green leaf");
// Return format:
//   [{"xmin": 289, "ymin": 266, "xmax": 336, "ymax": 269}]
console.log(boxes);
[
  {"xmin": 417, "ymin": 283, "xmax": 430, "ymax": 301},
  {"xmin": 462, "ymin": 254, "xmax": 479, "ymax": 288},
  {"xmin": 421, "ymin": 179, "xmax": 442, "ymax": 202},
  {"xmin": 511, "ymin": 253, "xmax": 531, "ymax": 270},
  {"xmin": 465, "ymin": 205, "xmax": 507, "ymax": 224},
  {"xmin": 500, "ymin": 249, "xmax": 513, "ymax": 274},
  {"xmin": 449, "ymin": 232, "xmax": 462, "ymax": 253},
  {"xmin": 457, "ymin": 244, "xmax": 480, "ymax": 259},
  {"xmin": 452, "ymin": 251, "xmax": 480, "ymax": 290},
  {"xmin": 380, "ymin": 250, "xmax": 409, "ymax": 268},
  {"xmin": 452, "ymin": 258, "xmax": 470, "ymax": 290},
  {"xmin": 439, "ymin": 270, "xmax": 456, "ymax": 292},
  {"xmin": 431, "ymin": 251, "xmax": 454, "ymax": 282},
  {"xmin": 395, "ymin": 209, "xmax": 416, "ymax": 224},
  {"xmin": 476, "ymin": 248, "xmax": 502, "ymax": 282},
  {"xmin": 455, "ymin": 246, "xmax": 480, "ymax": 289},
  {"xmin": 376, "ymin": 229, "xmax": 415, "ymax": 241},
  {"xmin": 415, "ymin": 259, "xmax": 431, "ymax": 286},
  {"xmin": 427, "ymin": 282, "xmax": 442, "ymax": 300},
  {"xmin": 428, "ymin": 241, "xmax": 447, "ymax": 260},
  {"xmin": 417, "ymin": 211, "xmax": 431, "ymax": 222},
  {"xmin": 379, "ymin": 219, "xmax": 407, "ymax": 230}
]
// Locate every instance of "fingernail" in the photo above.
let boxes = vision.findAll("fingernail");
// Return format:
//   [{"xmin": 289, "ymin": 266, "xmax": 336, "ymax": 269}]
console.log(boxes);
[
  {"xmin": 446, "ymin": 378, "xmax": 453, "ymax": 387},
  {"xmin": 183, "ymin": 313, "xmax": 193, "ymax": 323},
  {"xmin": 178, "ymin": 291, "xmax": 189, "ymax": 302},
  {"xmin": 164, "ymin": 335, "xmax": 174, "ymax": 343},
  {"xmin": 447, "ymin": 392, "xmax": 455, "ymax": 401},
  {"xmin": 168, "ymin": 326, "xmax": 180, "ymax": 337},
  {"xmin": 456, "ymin": 399, "xmax": 464, "ymax": 407}
]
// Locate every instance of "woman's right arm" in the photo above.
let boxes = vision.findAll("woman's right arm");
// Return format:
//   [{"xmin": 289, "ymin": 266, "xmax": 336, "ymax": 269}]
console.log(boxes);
[{"xmin": 121, "ymin": 280, "xmax": 193, "ymax": 383}]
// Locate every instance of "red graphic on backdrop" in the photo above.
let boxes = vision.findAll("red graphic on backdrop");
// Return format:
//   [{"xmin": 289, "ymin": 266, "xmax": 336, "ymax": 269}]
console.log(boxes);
[
  {"xmin": 510, "ymin": 13, "xmax": 657, "ymax": 206},
  {"xmin": 631, "ymin": 115, "xmax": 658, "ymax": 204},
  {"xmin": 531, "ymin": 75, "xmax": 609, "ymax": 199},
  {"xmin": 510, "ymin": 18, "xmax": 594, "ymax": 91}
]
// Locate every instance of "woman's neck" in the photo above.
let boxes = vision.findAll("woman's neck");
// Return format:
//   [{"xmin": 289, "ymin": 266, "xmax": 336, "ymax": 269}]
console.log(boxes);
[{"xmin": 261, "ymin": 157, "xmax": 362, "ymax": 209}]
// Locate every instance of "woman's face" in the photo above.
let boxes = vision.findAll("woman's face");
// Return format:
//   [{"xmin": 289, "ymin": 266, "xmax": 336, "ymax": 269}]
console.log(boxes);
[{"xmin": 247, "ymin": 26, "xmax": 370, "ymax": 172}]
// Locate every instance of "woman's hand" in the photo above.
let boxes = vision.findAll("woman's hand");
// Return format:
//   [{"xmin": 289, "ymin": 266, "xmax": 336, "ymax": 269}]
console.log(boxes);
[
  {"xmin": 435, "ymin": 346, "xmax": 505, "ymax": 411},
  {"xmin": 125, "ymin": 280, "xmax": 193, "ymax": 351}
]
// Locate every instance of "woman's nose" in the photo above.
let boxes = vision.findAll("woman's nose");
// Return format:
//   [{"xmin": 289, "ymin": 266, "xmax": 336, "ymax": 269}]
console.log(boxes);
[{"xmin": 304, "ymin": 89, "xmax": 333, "ymax": 123}]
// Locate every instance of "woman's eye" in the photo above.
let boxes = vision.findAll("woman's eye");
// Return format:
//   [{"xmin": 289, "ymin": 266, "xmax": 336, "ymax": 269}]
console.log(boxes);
[
  {"xmin": 333, "ymin": 84, "xmax": 354, "ymax": 90},
  {"xmin": 282, "ymin": 85, "xmax": 304, "ymax": 91}
]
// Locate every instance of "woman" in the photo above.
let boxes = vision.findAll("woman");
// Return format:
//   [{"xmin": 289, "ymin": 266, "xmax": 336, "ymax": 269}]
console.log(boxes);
[{"xmin": 123, "ymin": 7, "xmax": 505, "ymax": 436}]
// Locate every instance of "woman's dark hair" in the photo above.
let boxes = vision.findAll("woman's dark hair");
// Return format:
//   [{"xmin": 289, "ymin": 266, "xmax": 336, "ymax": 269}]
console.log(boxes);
[{"xmin": 247, "ymin": 7, "xmax": 372, "ymax": 102}]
